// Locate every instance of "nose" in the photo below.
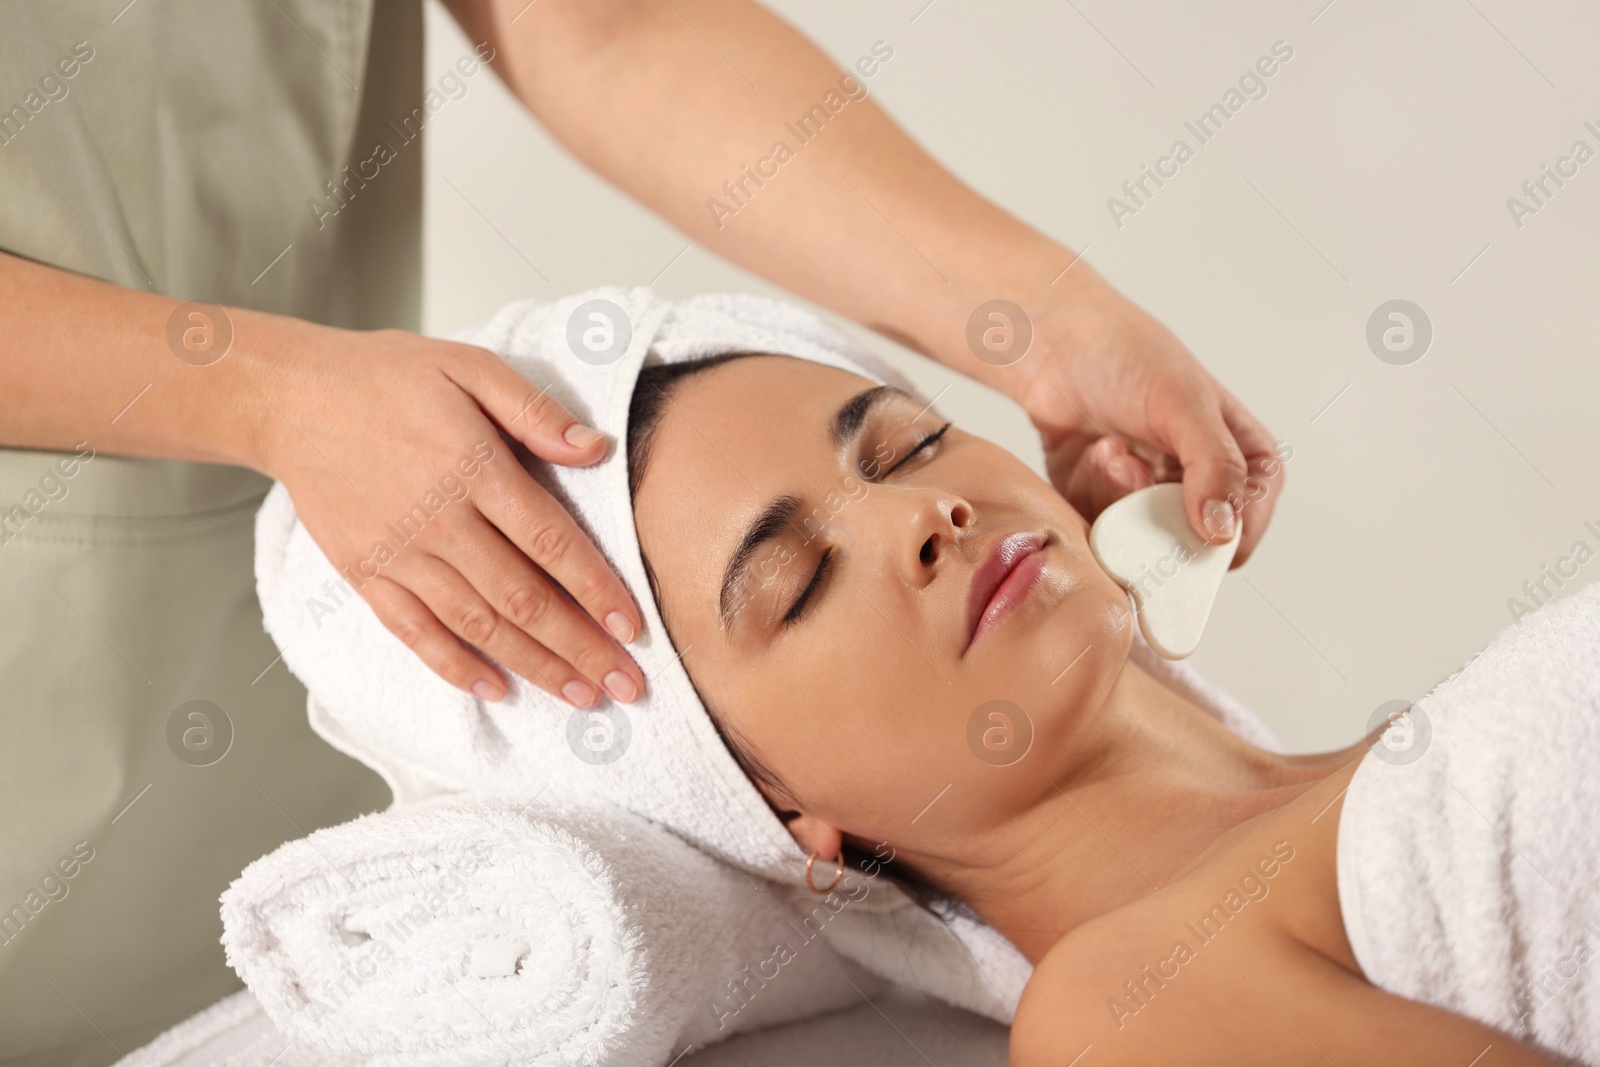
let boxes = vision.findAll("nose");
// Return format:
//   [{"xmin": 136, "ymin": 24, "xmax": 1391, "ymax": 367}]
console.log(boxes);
[{"xmin": 859, "ymin": 484, "xmax": 975, "ymax": 588}]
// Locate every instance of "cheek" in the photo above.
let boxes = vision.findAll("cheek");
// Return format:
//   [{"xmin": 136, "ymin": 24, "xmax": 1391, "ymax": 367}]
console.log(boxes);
[{"xmin": 715, "ymin": 636, "xmax": 964, "ymax": 829}]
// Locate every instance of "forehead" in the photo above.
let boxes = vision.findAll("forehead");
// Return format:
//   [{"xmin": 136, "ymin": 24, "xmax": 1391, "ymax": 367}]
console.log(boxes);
[{"xmin": 647, "ymin": 354, "xmax": 876, "ymax": 479}]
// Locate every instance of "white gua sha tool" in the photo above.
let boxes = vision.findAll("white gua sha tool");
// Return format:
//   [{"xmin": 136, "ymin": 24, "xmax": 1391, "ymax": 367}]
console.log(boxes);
[{"xmin": 1088, "ymin": 483, "xmax": 1240, "ymax": 659}]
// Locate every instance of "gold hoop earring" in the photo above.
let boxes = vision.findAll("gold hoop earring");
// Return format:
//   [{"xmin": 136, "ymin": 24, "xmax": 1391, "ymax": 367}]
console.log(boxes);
[{"xmin": 805, "ymin": 851, "xmax": 844, "ymax": 895}]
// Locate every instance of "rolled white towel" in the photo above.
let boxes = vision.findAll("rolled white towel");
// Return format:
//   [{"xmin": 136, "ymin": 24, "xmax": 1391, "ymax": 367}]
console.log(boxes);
[{"xmin": 221, "ymin": 795, "xmax": 877, "ymax": 1066}]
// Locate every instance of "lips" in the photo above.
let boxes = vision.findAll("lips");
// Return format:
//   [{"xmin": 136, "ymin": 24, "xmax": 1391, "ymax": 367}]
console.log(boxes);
[{"xmin": 963, "ymin": 531, "xmax": 1046, "ymax": 653}]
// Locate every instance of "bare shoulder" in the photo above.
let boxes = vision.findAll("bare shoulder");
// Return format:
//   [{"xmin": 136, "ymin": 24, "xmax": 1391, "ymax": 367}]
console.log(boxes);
[
  {"xmin": 1009, "ymin": 913, "xmax": 1122, "ymax": 1067},
  {"xmin": 1011, "ymin": 898, "xmax": 1561, "ymax": 1067}
]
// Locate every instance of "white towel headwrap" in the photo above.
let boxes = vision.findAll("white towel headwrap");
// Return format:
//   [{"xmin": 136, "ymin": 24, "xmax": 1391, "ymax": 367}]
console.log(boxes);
[{"xmin": 485, "ymin": 287, "xmax": 886, "ymax": 880}]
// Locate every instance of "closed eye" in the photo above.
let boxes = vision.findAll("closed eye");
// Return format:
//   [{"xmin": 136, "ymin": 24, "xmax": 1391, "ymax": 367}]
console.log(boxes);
[
  {"xmin": 782, "ymin": 546, "xmax": 832, "ymax": 625},
  {"xmin": 782, "ymin": 420, "xmax": 953, "ymax": 627},
  {"xmin": 880, "ymin": 421, "xmax": 952, "ymax": 479}
]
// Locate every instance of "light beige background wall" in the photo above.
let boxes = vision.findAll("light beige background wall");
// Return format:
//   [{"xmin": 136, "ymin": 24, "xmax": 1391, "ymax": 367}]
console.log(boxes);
[{"xmin": 420, "ymin": 0, "xmax": 1600, "ymax": 753}]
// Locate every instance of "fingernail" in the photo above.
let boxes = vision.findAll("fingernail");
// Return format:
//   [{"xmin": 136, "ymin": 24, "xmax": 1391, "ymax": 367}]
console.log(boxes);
[
  {"xmin": 604, "ymin": 611, "xmax": 636, "ymax": 644},
  {"xmin": 563, "ymin": 422, "xmax": 604, "ymax": 448},
  {"xmin": 563, "ymin": 679, "xmax": 597, "ymax": 708},
  {"xmin": 472, "ymin": 679, "xmax": 503, "ymax": 702},
  {"xmin": 603, "ymin": 670, "xmax": 640, "ymax": 704},
  {"xmin": 1203, "ymin": 498, "xmax": 1237, "ymax": 540}
]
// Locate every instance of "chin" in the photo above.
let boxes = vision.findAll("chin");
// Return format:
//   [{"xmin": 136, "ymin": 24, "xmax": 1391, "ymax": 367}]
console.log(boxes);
[{"xmin": 1027, "ymin": 580, "xmax": 1133, "ymax": 700}]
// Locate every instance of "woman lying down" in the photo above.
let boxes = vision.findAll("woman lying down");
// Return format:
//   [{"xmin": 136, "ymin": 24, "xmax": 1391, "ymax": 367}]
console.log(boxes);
[{"xmin": 622, "ymin": 349, "xmax": 1600, "ymax": 1066}]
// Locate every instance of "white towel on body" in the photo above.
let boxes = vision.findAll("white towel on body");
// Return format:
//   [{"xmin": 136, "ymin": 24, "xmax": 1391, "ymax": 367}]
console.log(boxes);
[
  {"xmin": 246, "ymin": 287, "xmax": 1285, "ymax": 1056},
  {"xmin": 1338, "ymin": 579, "xmax": 1600, "ymax": 1066}
]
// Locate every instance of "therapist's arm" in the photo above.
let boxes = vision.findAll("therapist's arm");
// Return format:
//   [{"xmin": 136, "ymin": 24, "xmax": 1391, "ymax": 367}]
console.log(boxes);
[
  {"xmin": 447, "ymin": 0, "xmax": 1284, "ymax": 563},
  {"xmin": 0, "ymin": 250, "xmax": 648, "ymax": 708}
]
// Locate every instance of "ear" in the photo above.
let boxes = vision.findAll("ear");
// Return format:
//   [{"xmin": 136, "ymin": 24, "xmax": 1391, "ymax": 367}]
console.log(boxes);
[{"xmin": 783, "ymin": 812, "xmax": 843, "ymax": 861}]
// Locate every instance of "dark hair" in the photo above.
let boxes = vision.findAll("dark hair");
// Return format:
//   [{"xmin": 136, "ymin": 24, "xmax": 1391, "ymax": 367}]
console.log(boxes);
[{"xmin": 625, "ymin": 353, "xmax": 953, "ymax": 915}]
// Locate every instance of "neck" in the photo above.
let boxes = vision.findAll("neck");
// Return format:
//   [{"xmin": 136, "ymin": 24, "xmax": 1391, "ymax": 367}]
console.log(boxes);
[{"xmin": 921, "ymin": 658, "xmax": 1362, "ymax": 962}]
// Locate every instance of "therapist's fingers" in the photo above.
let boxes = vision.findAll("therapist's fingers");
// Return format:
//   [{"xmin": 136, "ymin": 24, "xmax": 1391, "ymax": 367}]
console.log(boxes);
[
  {"xmin": 1151, "ymin": 375, "xmax": 1289, "ymax": 569},
  {"xmin": 359, "ymin": 573, "xmax": 508, "ymax": 700},
  {"xmin": 1060, "ymin": 436, "xmax": 1157, "ymax": 521},
  {"xmin": 401, "ymin": 552, "xmax": 607, "ymax": 708},
  {"xmin": 444, "ymin": 347, "xmax": 644, "ymax": 646},
  {"xmin": 430, "ymin": 493, "xmax": 646, "ymax": 704},
  {"xmin": 1150, "ymin": 378, "xmax": 1254, "ymax": 552},
  {"xmin": 444, "ymin": 346, "xmax": 615, "ymax": 466},
  {"xmin": 1217, "ymin": 389, "xmax": 1287, "ymax": 568}
]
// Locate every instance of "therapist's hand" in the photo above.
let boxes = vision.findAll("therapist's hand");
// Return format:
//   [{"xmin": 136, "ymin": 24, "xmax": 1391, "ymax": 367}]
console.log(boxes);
[
  {"xmin": 244, "ymin": 317, "xmax": 646, "ymax": 708},
  {"xmin": 1012, "ymin": 274, "xmax": 1286, "ymax": 568}
]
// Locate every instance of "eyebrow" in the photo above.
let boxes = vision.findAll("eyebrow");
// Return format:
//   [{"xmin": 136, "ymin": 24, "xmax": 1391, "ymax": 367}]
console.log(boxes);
[
  {"xmin": 717, "ymin": 385, "xmax": 913, "ymax": 631},
  {"xmin": 830, "ymin": 384, "xmax": 901, "ymax": 449}
]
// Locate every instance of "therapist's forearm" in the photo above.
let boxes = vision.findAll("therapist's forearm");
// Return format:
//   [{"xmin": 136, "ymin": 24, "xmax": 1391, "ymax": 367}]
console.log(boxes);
[
  {"xmin": 455, "ymin": 0, "xmax": 1077, "ymax": 399},
  {"xmin": 0, "ymin": 251, "xmax": 268, "ymax": 465}
]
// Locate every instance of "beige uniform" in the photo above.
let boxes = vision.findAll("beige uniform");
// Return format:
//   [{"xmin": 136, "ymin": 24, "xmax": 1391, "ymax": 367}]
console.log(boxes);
[{"xmin": 0, "ymin": 3, "xmax": 422, "ymax": 1061}]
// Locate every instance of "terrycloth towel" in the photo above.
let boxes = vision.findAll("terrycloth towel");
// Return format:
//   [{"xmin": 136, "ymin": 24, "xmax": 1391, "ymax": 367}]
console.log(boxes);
[
  {"xmin": 1338, "ymin": 579, "xmax": 1600, "ymax": 1066},
  {"xmin": 218, "ymin": 794, "xmax": 877, "ymax": 1066},
  {"xmin": 253, "ymin": 287, "xmax": 1284, "ymax": 1034}
]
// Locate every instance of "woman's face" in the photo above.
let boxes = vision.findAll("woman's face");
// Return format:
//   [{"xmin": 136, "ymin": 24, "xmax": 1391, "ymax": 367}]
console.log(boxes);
[{"xmin": 632, "ymin": 355, "xmax": 1135, "ymax": 864}]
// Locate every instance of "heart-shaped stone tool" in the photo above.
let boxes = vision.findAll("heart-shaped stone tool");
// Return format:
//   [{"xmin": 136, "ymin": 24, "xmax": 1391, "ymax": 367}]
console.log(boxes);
[{"xmin": 1088, "ymin": 483, "xmax": 1239, "ymax": 659}]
